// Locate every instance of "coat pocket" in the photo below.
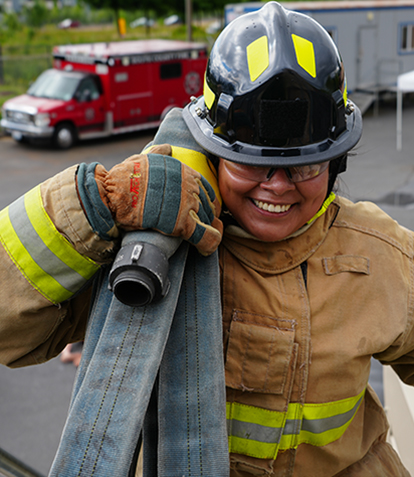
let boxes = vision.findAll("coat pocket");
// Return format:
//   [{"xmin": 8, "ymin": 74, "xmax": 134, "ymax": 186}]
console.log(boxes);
[
  {"xmin": 323, "ymin": 255, "xmax": 370, "ymax": 275},
  {"xmin": 225, "ymin": 309, "xmax": 296, "ymax": 394}
]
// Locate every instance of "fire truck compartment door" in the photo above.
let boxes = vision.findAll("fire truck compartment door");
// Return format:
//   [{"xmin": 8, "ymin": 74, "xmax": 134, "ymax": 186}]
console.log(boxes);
[{"xmin": 113, "ymin": 66, "xmax": 154, "ymax": 126}]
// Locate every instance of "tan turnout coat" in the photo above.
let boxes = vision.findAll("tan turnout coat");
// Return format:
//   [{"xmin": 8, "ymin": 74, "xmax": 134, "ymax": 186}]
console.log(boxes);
[{"xmin": 0, "ymin": 167, "xmax": 412, "ymax": 476}]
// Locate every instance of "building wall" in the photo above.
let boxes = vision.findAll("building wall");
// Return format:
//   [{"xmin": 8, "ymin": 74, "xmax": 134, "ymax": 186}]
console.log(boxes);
[
  {"xmin": 306, "ymin": 6, "xmax": 414, "ymax": 91},
  {"xmin": 225, "ymin": 2, "xmax": 414, "ymax": 91}
]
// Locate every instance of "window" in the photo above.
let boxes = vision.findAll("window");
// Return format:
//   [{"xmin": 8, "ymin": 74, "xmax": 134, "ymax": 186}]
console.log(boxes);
[
  {"xmin": 28, "ymin": 70, "xmax": 80, "ymax": 101},
  {"xmin": 160, "ymin": 62, "xmax": 182, "ymax": 80},
  {"xmin": 400, "ymin": 24, "xmax": 414, "ymax": 53},
  {"xmin": 76, "ymin": 77, "xmax": 101, "ymax": 102}
]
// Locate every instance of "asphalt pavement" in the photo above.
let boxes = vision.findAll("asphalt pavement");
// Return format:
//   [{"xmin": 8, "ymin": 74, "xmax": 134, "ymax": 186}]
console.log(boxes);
[
  {"xmin": 342, "ymin": 95, "xmax": 414, "ymax": 230},
  {"xmin": 1, "ymin": 96, "xmax": 414, "ymax": 475}
]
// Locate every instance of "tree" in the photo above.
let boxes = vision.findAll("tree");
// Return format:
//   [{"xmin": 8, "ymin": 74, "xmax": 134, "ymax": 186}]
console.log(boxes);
[
  {"xmin": 83, "ymin": 0, "xmax": 154, "ymax": 35},
  {"xmin": 192, "ymin": 0, "xmax": 227, "ymax": 13},
  {"xmin": 3, "ymin": 12, "xmax": 22, "ymax": 33},
  {"xmin": 23, "ymin": 0, "xmax": 50, "ymax": 28},
  {"xmin": 0, "ymin": 12, "xmax": 22, "ymax": 84}
]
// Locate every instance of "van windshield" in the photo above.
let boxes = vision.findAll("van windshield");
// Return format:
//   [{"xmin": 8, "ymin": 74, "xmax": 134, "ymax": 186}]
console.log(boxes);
[{"xmin": 27, "ymin": 69, "xmax": 82, "ymax": 100}]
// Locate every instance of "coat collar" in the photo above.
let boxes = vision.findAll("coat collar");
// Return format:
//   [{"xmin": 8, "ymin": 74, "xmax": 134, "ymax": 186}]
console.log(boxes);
[{"xmin": 221, "ymin": 200, "xmax": 340, "ymax": 274}]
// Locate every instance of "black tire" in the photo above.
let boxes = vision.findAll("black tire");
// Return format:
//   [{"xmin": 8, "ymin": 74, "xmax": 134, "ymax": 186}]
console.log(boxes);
[{"xmin": 53, "ymin": 123, "xmax": 77, "ymax": 149}]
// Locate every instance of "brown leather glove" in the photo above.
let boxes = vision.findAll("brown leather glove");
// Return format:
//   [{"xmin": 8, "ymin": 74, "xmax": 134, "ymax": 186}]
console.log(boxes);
[{"xmin": 95, "ymin": 145, "xmax": 223, "ymax": 256}]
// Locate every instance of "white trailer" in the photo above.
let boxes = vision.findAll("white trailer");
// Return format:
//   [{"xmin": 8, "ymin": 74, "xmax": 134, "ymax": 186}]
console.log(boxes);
[{"xmin": 225, "ymin": 1, "xmax": 414, "ymax": 94}]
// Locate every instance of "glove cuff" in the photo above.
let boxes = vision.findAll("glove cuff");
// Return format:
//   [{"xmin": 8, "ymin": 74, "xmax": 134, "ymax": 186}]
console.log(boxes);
[{"xmin": 77, "ymin": 162, "xmax": 118, "ymax": 241}]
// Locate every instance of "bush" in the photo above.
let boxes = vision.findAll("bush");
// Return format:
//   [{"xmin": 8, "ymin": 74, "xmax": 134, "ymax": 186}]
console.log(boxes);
[
  {"xmin": 1, "ymin": 53, "xmax": 52, "ymax": 86},
  {"xmin": 3, "ymin": 13, "xmax": 22, "ymax": 34},
  {"xmin": 170, "ymin": 24, "xmax": 208, "ymax": 42}
]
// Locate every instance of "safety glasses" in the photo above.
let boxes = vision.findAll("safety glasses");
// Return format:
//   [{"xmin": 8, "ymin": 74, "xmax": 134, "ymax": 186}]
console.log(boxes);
[{"xmin": 223, "ymin": 160, "xmax": 330, "ymax": 183}]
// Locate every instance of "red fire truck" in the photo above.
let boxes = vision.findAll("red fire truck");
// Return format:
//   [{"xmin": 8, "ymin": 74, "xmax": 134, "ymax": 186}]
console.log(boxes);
[{"xmin": 1, "ymin": 39, "xmax": 208, "ymax": 148}]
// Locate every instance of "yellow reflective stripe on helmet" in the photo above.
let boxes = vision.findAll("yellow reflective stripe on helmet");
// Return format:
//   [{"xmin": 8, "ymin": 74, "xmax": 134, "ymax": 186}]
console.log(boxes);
[
  {"xmin": 343, "ymin": 78, "xmax": 348, "ymax": 106},
  {"xmin": 0, "ymin": 185, "xmax": 99, "ymax": 304},
  {"xmin": 204, "ymin": 74, "xmax": 215, "ymax": 110},
  {"xmin": 246, "ymin": 35, "xmax": 269, "ymax": 82},
  {"xmin": 226, "ymin": 388, "xmax": 366, "ymax": 459},
  {"xmin": 291, "ymin": 34, "xmax": 316, "ymax": 78}
]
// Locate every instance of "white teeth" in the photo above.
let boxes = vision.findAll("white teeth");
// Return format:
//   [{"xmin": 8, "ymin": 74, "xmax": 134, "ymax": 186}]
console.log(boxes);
[{"xmin": 253, "ymin": 200, "xmax": 291, "ymax": 213}]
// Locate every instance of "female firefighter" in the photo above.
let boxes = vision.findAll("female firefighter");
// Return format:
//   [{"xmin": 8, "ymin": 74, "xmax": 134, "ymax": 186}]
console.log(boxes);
[{"xmin": 0, "ymin": 2, "xmax": 413, "ymax": 476}]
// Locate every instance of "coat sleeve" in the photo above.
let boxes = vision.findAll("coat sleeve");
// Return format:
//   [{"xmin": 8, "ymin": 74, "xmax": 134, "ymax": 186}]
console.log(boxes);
[
  {"xmin": 0, "ymin": 165, "xmax": 119, "ymax": 368},
  {"xmin": 375, "ymin": 323, "xmax": 414, "ymax": 387},
  {"xmin": 374, "ymin": 233, "xmax": 414, "ymax": 387}
]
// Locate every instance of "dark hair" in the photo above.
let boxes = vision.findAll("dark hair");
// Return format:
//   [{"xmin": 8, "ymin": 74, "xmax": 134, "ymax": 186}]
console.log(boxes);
[{"xmin": 327, "ymin": 155, "xmax": 347, "ymax": 197}]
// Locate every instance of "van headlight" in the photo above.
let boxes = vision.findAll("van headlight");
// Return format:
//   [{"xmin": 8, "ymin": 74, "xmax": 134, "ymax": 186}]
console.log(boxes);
[{"xmin": 34, "ymin": 113, "xmax": 51, "ymax": 127}]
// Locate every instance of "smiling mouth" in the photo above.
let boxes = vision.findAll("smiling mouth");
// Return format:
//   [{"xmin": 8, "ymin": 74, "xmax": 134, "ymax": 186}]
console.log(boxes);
[{"xmin": 252, "ymin": 199, "xmax": 292, "ymax": 213}]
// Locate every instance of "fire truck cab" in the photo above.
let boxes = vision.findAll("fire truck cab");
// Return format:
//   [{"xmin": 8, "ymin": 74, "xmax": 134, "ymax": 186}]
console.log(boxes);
[{"xmin": 1, "ymin": 39, "xmax": 208, "ymax": 148}]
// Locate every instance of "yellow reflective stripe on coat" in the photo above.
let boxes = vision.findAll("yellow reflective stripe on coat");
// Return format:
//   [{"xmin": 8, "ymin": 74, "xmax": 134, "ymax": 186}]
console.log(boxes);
[
  {"xmin": 226, "ymin": 388, "xmax": 366, "ymax": 459},
  {"xmin": 0, "ymin": 185, "xmax": 99, "ymax": 304},
  {"xmin": 170, "ymin": 145, "xmax": 222, "ymax": 206}
]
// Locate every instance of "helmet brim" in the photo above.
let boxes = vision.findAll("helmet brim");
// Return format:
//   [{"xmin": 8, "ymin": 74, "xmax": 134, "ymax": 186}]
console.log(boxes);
[{"xmin": 183, "ymin": 96, "xmax": 362, "ymax": 167}]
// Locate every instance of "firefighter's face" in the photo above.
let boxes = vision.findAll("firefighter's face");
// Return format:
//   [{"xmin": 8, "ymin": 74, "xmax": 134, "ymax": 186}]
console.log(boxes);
[{"xmin": 218, "ymin": 159, "xmax": 330, "ymax": 242}]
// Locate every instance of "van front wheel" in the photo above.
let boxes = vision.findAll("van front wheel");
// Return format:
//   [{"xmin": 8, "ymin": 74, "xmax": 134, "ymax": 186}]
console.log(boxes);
[{"xmin": 53, "ymin": 123, "xmax": 76, "ymax": 149}]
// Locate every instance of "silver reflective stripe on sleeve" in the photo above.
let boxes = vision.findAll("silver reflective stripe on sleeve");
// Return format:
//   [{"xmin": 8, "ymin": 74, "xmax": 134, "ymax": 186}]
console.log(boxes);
[{"xmin": 0, "ymin": 185, "xmax": 99, "ymax": 303}]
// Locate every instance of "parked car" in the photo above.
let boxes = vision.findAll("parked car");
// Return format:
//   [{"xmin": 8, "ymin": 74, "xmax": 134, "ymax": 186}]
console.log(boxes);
[
  {"xmin": 57, "ymin": 18, "xmax": 80, "ymax": 29},
  {"xmin": 130, "ymin": 17, "xmax": 155, "ymax": 28},
  {"xmin": 164, "ymin": 15, "xmax": 182, "ymax": 26}
]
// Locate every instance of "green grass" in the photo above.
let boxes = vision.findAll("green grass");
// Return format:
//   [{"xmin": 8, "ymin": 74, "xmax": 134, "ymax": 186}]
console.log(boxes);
[
  {"xmin": 3, "ymin": 21, "xmax": 218, "ymax": 49},
  {"xmin": 0, "ymin": 20, "xmax": 221, "ymax": 115}
]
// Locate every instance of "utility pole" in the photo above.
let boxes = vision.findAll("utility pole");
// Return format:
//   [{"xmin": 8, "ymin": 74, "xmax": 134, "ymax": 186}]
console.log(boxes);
[{"xmin": 186, "ymin": 0, "xmax": 192, "ymax": 42}]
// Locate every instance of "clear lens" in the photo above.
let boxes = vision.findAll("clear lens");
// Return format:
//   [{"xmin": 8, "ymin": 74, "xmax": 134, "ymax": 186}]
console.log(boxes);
[
  {"xmin": 288, "ymin": 162, "xmax": 329, "ymax": 182},
  {"xmin": 223, "ymin": 160, "xmax": 329, "ymax": 183}
]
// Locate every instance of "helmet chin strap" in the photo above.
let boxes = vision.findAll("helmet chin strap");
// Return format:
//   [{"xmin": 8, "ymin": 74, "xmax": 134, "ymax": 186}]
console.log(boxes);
[{"xmin": 306, "ymin": 192, "xmax": 336, "ymax": 226}]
